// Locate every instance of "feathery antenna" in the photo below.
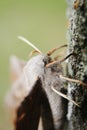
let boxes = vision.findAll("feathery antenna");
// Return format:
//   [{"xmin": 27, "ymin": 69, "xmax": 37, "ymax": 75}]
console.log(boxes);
[{"xmin": 18, "ymin": 36, "xmax": 42, "ymax": 54}]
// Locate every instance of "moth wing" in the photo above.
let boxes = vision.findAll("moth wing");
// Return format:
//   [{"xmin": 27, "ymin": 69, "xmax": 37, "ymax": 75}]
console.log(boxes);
[
  {"xmin": 10, "ymin": 56, "xmax": 26, "ymax": 83},
  {"xmin": 15, "ymin": 78, "xmax": 42, "ymax": 130}
]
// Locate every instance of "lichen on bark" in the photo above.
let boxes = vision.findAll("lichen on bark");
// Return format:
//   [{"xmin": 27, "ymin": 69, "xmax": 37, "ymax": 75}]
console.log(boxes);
[{"xmin": 66, "ymin": 0, "xmax": 87, "ymax": 129}]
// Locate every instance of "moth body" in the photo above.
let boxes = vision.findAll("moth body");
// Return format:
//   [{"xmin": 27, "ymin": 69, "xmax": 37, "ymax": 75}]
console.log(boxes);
[
  {"xmin": 25, "ymin": 54, "xmax": 67, "ymax": 130},
  {"xmin": 6, "ymin": 54, "xmax": 67, "ymax": 130}
]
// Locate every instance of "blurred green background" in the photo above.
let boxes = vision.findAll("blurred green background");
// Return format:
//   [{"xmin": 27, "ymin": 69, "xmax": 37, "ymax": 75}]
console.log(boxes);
[{"xmin": 0, "ymin": 0, "xmax": 67, "ymax": 129}]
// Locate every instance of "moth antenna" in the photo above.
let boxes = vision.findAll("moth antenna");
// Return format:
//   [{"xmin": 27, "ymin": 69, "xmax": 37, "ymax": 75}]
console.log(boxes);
[
  {"xmin": 51, "ymin": 86, "xmax": 79, "ymax": 107},
  {"xmin": 59, "ymin": 75, "xmax": 87, "ymax": 87},
  {"xmin": 18, "ymin": 36, "xmax": 42, "ymax": 54},
  {"xmin": 29, "ymin": 50, "xmax": 41, "ymax": 57}
]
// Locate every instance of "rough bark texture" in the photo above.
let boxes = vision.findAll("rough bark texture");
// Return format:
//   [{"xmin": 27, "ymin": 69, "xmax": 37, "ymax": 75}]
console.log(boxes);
[{"xmin": 67, "ymin": 0, "xmax": 87, "ymax": 130}]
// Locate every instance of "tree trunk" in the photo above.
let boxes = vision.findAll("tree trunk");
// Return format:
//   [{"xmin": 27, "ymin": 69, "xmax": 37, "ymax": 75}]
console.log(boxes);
[{"xmin": 66, "ymin": 0, "xmax": 87, "ymax": 129}]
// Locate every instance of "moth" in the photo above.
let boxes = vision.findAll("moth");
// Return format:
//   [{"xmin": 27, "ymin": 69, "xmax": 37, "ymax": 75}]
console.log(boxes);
[{"xmin": 6, "ymin": 36, "xmax": 85, "ymax": 130}]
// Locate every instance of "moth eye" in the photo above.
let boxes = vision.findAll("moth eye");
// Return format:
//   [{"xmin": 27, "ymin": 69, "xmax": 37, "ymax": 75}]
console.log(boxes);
[
  {"xmin": 43, "ymin": 59, "xmax": 50, "ymax": 66},
  {"xmin": 43, "ymin": 60, "xmax": 47, "ymax": 66},
  {"xmin": 43, "ymin": 57, "xmax": 52, "ymax": 66}
]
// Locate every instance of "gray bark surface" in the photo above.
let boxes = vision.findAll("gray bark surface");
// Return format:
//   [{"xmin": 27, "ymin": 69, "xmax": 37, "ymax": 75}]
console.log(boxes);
[{"xmin": 67, "ymin": 0, "xmax": 87, "ymax": 129}]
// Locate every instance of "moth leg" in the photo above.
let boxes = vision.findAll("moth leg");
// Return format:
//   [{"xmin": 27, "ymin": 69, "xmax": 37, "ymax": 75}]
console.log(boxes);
[
  {"xmin": 29, "ymin": 50, "xmax": 41, "ymax": 57},
  {"xmin": 59, "ymin": 53, "xmax": 76, "ymax": 63},
  {"xmin": 59, "ymin": 75, "xmax": 87, "ymax": 87},
  {"xmin": 54, "ymin": 52, "xmax": 65, "ymax": 61},
  {"xmin": 46, "ymin": 60, "xmax": 57, "ymax": 67},
  {"xmin": 47, "ymin": 44, "xmax": 67, "ymax": 56},
  {"xmin": 46, "ymin": 53, "xmax": 75, "ymax": 68},
  {"xmin": 51, "ymin": 86, "xmax": 79, "ymax": 107}
]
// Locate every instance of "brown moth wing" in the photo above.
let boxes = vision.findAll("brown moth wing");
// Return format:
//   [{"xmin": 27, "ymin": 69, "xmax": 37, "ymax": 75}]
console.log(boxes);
[
  {"xmin": 40, "ymin": 92, "xmax": 55, "ymax": 130},
  {"xmin": 15, "ymin": 78, "xmax": 41, "ymax": 130},
  {"xmin": 15, "ymin": 77, "xmax": 55, "ymax": 130}
]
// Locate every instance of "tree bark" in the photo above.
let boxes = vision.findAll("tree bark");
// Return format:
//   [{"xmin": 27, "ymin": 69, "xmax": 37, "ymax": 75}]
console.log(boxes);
[{"xmin": 66, "ymin": 0, "xmax": 87, "ymax": 129}]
